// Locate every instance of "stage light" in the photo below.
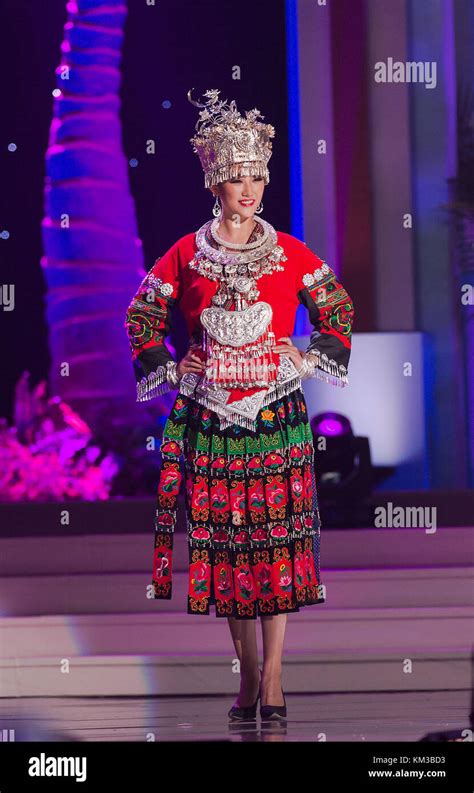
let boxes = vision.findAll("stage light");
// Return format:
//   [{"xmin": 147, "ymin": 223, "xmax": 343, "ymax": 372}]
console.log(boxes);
[
  {"xmin": 310, "ymin": 411, "xmax": 375, "ymax": 527},
  {"xmin": 312, "ymin": 413, "xmax": 352, "ymax": 438}
]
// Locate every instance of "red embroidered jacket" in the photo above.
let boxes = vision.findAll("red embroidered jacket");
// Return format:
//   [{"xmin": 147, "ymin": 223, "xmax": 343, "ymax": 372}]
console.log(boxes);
[{"xmin": 124, "ymin": 230, "xmax": 354, "ymax": 410}]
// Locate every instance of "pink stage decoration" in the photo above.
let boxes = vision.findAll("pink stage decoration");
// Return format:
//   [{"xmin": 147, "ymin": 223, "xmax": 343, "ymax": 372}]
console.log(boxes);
[{"xmin": 0, "ymin": 372, "xmax": 119, "ymax": 502}]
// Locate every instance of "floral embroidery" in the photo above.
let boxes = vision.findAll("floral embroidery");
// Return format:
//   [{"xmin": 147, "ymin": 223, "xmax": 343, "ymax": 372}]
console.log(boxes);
[
  {"xmin": 289, "ymin": 445, "xmax": 303, "ymax": 461},
  {"xmin": 270, "ymin": 523, "xmax": 289, "ymax": 539},
  {"xmin": 303, "ymin": 465, "xmax": 313, "ymax": 501},
  {"xmin": 152, "ymin": 535, "xmax": 172, "ymax": 598},
  {"xmin": 172, "ymin": 397, "xmax": 188, "ymax": 419},
  {"xmin": 247, "ymin": 456, "xmax": 263, "ymax": 474},
  {"xmin": 157, "ymin": 463, "xmax": 181, "ymax": 505},
  {"xmin": 235, "ymin": 566, "xmax": 256, "ymax": 600},
  {"xmin": 248, "ymin": 479, "xmax": 265, "ymax": 517},
  {"xmin": 215, "ymin": 564, "xmax": 233, "ymax": 596},
  {"xmin": 261, "ymin": 408, "xmax": 275, "ymax": 426},
  {"xmin": 304, "ymin": 549, "xmax": 317, "ymax": 584},
  {"xmin": 151, "ymin": 388, "xmax": 326, "ymax": 616},
  {"xmin": 265, "ymin": 475, "xmax": 288, "ymax": 518},
  {"xmin": 201, "ymin": 411, "xmax": 212, "ymax": 431},
  {"xmin": 229, "ymin": 458, "xmax": 245, "ymax": 473},
  {"xmin": 155, "ymin": 512, "xmax": 174, "ymax": 529},
  {"xmin": 189, "ymin": 562, "xmax": 211, "ymax": 597},
  {"xmin": 190, "ymin": 475, "xmax": 209, "ymax": 521},
  {"xmin": 159, "ymin": 470, "xmax": 180, "ymax": 494},
  {"xmin": 263, "ymin": 452, "xmax": 285, "ymax": 471},
  {"xmin": 213, "ymin": 528, "xmax": 231, "ymax": 543},
  {"xmin": 194, "ymin": 454, "xmax": 210, "ymax": 471},
  {"xmin": 254, "ymin": 563, "xmax": 273, "ymax": 597},
  {"xmin": 234, "ymin": 531, "xmax": 250, "ymax": 545},
  {"xmin": 294, "ymin": 552, "xmax": 308, "ymax": 588},
  {"xmin": 211, "ymin": 456, "xmax": 226, "ymax": 470},
  {"xmin": 161, "ymin": 440, "xmax": 181, "ymax": 457},
  {"xmin": 251, "ymin": 527, "xmax": 268, "ymax": 542},
  {"xmin": 190, "ymin": 527, "xmax": 211, "ymax": 541},
  {"xmin": 299, "ymin": 260, "xmax": 354, "ymax": 387},
  {"xmin": 125, "ymin": 297, "xmax": 168, "ymax": 352},
  {"xmin": 266, "ymin": 482, "xmax": 284, "ymax": 504},
  {"xmin": 154, "ymin": 551, "xmax": 170, "ymax": 579},
  {"xmin": 230, "ymin": 480, "xmax": 246, "ymax": 515},
  {"xmin": 211, "ymin": 479, "xmax": 229, "ymax": 523},
  {"xmin": 277, "ymin": 562, "xmax": 293, "ymax": 591},
  {"xmin": 290, "ymin": 469, "xmax": 304, "ymax": 503}
]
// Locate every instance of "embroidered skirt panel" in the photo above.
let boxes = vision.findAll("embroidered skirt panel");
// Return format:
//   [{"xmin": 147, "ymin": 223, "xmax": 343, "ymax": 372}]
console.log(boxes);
[{"xmin": 152, "ymin": 386, "xmax": 326, "ymax": 619}]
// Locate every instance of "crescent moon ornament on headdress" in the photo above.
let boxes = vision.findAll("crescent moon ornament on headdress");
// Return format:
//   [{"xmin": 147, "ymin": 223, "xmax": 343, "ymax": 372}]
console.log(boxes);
[{"xmin": 187, "ymin": 87, "xmax": 208, "ymax": 109}]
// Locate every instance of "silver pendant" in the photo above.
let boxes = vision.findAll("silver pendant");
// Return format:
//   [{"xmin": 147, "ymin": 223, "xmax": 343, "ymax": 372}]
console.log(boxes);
[
  {"xmin": 234, "ymin": 275, "xmax": 254, "ymax": 294},
  {"xmin": 200, "ymin": 302, "xmax": 273, "ymax": 346}
]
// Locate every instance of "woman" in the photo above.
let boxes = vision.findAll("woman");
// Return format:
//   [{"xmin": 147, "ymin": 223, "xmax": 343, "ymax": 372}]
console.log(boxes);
[{"xmin": 124, "ymin": 89, "xmax": 354, "ymax": 721}]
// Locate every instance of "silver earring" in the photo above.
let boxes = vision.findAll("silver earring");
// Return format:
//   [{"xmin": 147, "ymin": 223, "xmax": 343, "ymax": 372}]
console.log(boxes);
[
  {"xmin": 255, "ymin": 201, "xmax": 263, "ymax": 214},
  {"xmin": 212, "ymin": 196, "xmax": 221, "ymax": 217}
]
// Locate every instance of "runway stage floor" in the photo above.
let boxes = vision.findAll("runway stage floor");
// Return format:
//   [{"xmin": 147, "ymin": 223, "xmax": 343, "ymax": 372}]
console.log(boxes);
[{"xmin": 1, "ymin": 689, "xmax": 470, "ymax": 743}]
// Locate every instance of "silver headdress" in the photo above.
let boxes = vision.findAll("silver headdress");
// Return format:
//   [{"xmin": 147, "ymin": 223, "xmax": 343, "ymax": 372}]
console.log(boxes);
[{"xmin": 187, "ymin": 88, "xmax": 275, "ymax": 188}]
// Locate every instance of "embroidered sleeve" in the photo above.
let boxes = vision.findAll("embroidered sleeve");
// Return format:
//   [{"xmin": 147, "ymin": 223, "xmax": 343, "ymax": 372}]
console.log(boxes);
[
  {"xmin": 297, "ymin": 254, "xmax": 354, "ymax": 387},
  {"xmin": 124, "ymin": 240, "xmax": 182, "ymax": 402}
]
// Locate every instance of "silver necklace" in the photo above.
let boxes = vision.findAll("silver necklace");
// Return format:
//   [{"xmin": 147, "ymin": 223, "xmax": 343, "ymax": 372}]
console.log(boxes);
[
  {"xmin": 196, "ymin": 217, "xmax": 278, "ymax": 266},
  {"xmin": 210, "ymin": 216, "xmax": 268, "ymax": 250},
  {"xmin": 190, "ymin": 217, "xmax": 287, "ymax": 308}
]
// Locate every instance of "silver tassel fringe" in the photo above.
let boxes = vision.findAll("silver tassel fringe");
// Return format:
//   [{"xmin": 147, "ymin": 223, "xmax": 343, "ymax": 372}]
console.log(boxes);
[{"xmin": 137, "ymin": 364, "xmax": 171, "ymax": 402}]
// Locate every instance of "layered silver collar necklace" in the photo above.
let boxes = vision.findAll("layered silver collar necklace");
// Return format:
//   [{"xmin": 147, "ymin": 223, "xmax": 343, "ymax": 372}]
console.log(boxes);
[{"xmin": 191, "ymin": 217, "xmax": 287, "ymax": 308}]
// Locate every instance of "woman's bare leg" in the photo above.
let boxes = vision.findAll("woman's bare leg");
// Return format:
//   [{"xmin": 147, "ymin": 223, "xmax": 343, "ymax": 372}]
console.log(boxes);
[
  {"xmin": 227, "ymin": 617, "xmax": 260, "ymax": 707},
  {"xmin": 260, "ymin": 613, "xmax": 287, "ymax": 705}
]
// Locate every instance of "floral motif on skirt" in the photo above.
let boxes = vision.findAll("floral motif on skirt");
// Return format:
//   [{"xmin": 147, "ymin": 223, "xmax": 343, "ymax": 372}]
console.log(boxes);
[{"xmin": 152, "ymin": 387, "xmax": 326, "ymax": 619}]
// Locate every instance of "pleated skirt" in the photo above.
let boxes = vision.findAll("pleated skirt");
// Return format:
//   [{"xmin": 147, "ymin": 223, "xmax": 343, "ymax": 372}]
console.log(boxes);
[{"xmin": 152, "ymin": 386, "xmax": 326, "ymax": 619}]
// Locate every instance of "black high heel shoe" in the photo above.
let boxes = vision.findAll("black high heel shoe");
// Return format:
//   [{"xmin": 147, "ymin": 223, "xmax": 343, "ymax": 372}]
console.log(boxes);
[
  {"xmin": 228, "ymin": 668, "xmax": 262, "ymax": 721},
  {"xmin": 260, "ymin": 685, "xmax": 287, "ymax": 721}
]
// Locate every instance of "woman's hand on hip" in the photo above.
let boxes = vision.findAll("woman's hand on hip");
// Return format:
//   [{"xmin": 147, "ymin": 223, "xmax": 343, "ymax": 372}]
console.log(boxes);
[
  {"xmin": 273, "ymin": 337, "xmax": 304, "ymax": 372},
  {"xmin": 177, "ymin": 347, "xmax": 206, "ymax": 379}
]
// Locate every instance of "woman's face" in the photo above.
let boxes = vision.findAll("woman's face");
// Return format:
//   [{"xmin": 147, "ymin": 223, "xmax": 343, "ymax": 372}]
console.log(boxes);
[{"xmin": 211, "ymin": 174, "xmax": 265, "ymax": 220}]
